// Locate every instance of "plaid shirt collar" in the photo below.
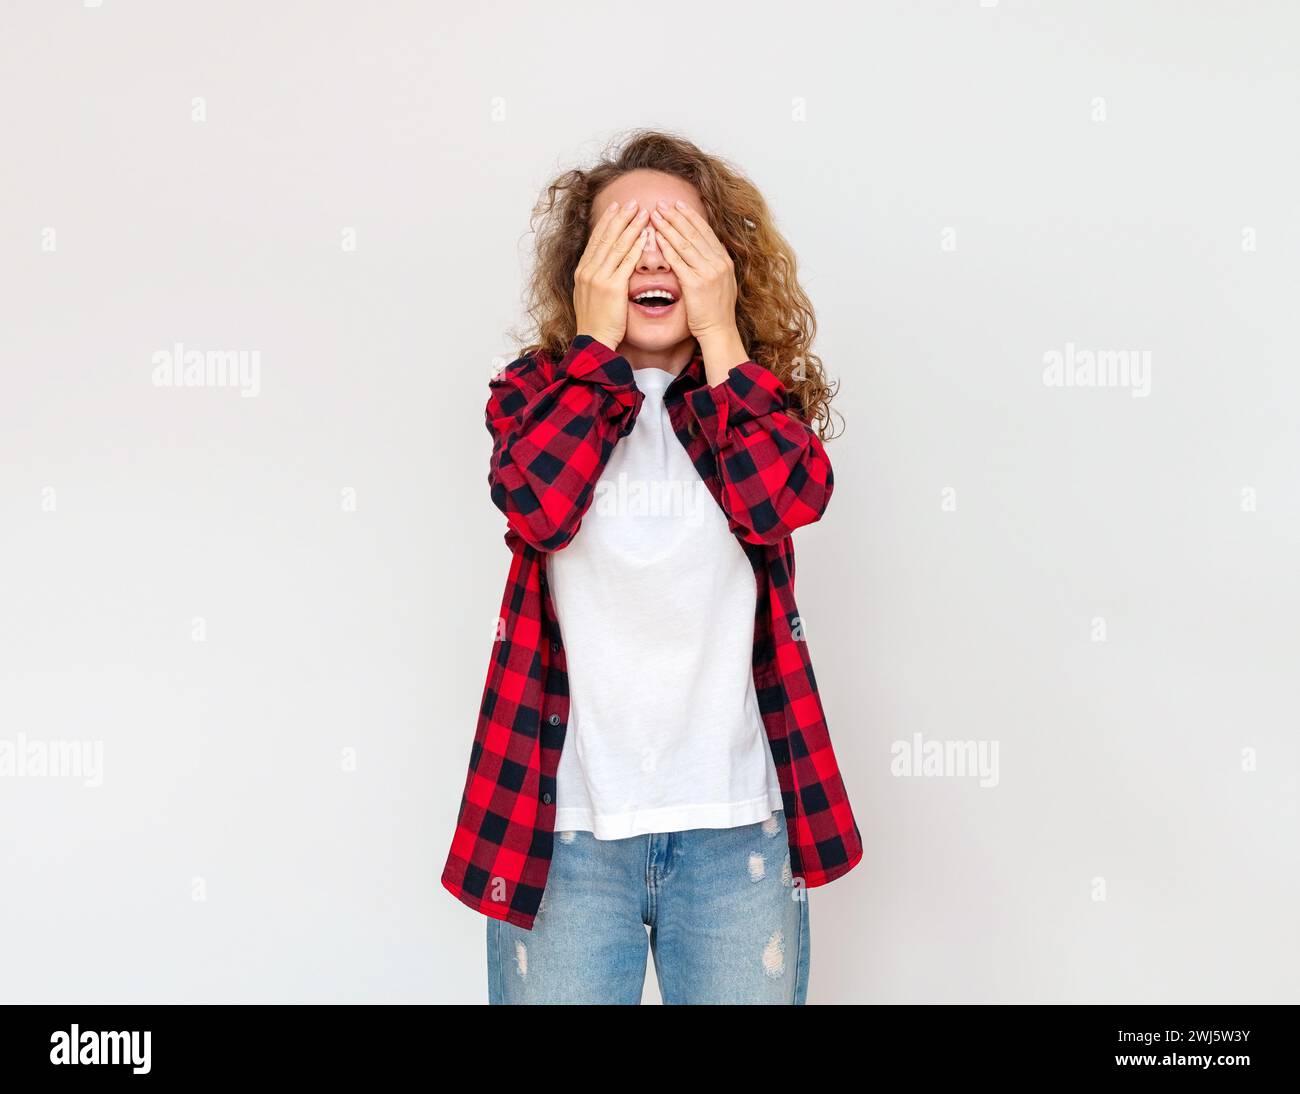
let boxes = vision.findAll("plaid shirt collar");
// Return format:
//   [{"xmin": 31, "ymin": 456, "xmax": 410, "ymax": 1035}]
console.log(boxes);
[{"xmin": 660, "ymin": 343, "xmax": 706, "ymax": 396}]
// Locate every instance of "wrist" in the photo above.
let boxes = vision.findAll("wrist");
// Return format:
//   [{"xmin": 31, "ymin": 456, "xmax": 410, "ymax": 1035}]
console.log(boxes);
[
  {"xmin": 696, "ymin": 327, "xmax": 749, "ymax": 385},
  {"xmin": 576, "ymin": 329, "xmax": 622, "ymax": 353}
]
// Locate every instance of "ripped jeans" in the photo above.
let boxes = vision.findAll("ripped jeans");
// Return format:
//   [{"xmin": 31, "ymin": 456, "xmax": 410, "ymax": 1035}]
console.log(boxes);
[{"xmin": 486, "ymin": 808, "xmax": 810, "ymax": 1004}]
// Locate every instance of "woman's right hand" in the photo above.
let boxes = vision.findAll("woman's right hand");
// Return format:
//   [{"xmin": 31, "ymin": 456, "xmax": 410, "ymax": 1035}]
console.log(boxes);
[{"xmin": 573, "ymin": 200, "xmax": 650, "ymax": 351}]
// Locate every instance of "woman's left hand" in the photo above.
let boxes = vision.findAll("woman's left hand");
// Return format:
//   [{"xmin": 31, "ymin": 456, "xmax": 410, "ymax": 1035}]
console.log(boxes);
[{"xmin": 650, "ymin": 200, "xmax": 739, "ymax": 343}]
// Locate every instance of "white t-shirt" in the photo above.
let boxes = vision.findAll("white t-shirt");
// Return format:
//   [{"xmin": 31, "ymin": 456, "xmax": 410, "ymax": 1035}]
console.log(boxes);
[{"xmin": 546, "ymin": 364, "xmax": 785, "ymax": 839}]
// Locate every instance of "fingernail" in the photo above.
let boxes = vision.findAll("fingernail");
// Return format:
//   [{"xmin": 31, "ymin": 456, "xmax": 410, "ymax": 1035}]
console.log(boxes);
[
  {"xmin": 675, "ymin": 200, "xmax": 686, "ymax": 208},
  {"xmin": 625, "ymin": 199, "xmax": 638, "ymax": 209},
  {"xmin": 608, "ymin": 200, "xmax": 619, "ymax": 211},
  {"xmin": 657, "ymin": 199, "xmax": 670, "ymax": 209}
]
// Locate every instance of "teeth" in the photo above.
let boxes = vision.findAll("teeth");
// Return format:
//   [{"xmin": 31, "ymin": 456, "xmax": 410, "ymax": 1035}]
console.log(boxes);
[{"xmin": 633, "ymin": 291, "xmax": 675, "ymax": 305}]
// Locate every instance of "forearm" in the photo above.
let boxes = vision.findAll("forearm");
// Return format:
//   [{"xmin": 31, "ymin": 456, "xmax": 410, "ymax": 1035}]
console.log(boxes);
[
  {"xmin": 488, "ymin": 336, "xmax": 642, "ymax": 551},
  {"xmin": 684, "ymin": 355, "xmax": 834, "ymax": 544}
]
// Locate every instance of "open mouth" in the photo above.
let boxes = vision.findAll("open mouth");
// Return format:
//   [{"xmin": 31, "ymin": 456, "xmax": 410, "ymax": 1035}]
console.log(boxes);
[{"xmin": 629, "ymin": 288, "xmax": 678, "ymax": 317}]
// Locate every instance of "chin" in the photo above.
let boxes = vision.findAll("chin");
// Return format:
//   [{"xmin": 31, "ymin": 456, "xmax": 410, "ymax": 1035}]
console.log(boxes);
[{"xmin": 623, "ymin": 320, "xmax": 691, "ymax": 353}]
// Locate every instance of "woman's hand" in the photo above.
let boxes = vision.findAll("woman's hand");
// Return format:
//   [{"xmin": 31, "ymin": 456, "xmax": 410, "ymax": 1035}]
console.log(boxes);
[
  {"xmin": 651, "ymin": 199, "xmax": 749, "ymax": 383},
  {"xmin": 649, "ymin": 200, "xmax": 739, "ymax": 343},
  {"xmin": 574, "ymin": 200, "xmax": 650, "ymax": 350}
]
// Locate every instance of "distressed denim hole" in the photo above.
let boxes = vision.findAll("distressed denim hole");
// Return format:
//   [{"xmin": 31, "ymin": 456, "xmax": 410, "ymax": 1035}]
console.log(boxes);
[{"xmin": 762, "ymin": 931, "xmax": 786, "ymax": 978}]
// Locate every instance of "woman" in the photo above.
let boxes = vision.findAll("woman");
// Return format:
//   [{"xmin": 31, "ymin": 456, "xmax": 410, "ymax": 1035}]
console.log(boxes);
[{"xmin": 441, "ymin": 130, "xmax": 863, "ymax": 1004}]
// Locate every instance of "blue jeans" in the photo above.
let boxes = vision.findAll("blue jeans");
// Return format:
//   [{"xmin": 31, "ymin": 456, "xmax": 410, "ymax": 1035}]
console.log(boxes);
[{"xmin": 486, "ymin": 808, "xmax": 810, "ymax": 1004}]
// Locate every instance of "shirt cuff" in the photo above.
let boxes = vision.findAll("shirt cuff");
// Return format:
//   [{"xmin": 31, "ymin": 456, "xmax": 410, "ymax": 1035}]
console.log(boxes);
[
  {"xmin": 555, "ymin": 334, "xmax": 638, "ymax": 392},
  {"xmin": 686, "ymin": 361, "xmax": 789, "ymax": 442}
]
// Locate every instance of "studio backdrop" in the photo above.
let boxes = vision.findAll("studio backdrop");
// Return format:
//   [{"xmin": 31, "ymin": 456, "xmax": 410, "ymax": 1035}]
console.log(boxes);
[{"xmin": 1, "ymin": 0, "xmax": 1296, "ymax": 1003}]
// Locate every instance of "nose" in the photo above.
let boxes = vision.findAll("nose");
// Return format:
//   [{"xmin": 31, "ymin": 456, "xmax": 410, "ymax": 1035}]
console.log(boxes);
[{"xmin": 637, "ymin": 230, "xmax": 670, "ymax": 272}]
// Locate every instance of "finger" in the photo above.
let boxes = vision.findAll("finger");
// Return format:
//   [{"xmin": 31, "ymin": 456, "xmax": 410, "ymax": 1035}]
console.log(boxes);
[
  {"xmin": 578, "ymin": 200, "xmax": 621, "ymax": 266},
  {"xmin": 585, "ymin": 202, "xmax": 641, "ymax": 269},
  {"xmin": 649, "ymin": 207, "xmax": 703, "ymax": 274},
  {"xmin": 613, "ymin": 227, "xmax": 649, "ymax": 281},
  {"xmin": 669, "ymin": 201, "xmax": 730, "ymax": 262},
  {"xmin": 654, "ymin": 228, "xmax": 692, "ymax": 280},
  {"xmin": 598, "ymin": 207, "xmax": 650, "ymax": 274},
  {"xmin": 652, "ymin": 202, "xmax": 717, "ymax": 264}
]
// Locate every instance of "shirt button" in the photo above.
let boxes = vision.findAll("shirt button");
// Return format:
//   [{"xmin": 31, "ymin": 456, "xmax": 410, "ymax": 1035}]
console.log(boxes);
[
  {"xmin": 550, "ymin": 640, "xmax": 560, "ymax": 653},
  {"xmin": 548, "ymin": 713, "xmax": 560, "ymax": 726},
  {"xmin": 542, "ymin": 793, "xmax": 552, "ymax": 805}
]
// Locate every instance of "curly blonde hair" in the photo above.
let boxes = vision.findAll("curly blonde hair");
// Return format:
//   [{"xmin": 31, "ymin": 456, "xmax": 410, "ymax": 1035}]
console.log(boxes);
[{"xmin": 515, "ymin": 129, "xmax": 841, "ymax": 440}]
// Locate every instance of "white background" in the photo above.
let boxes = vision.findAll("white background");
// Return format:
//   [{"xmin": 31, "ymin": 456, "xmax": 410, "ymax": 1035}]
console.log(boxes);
[{"xmin": 1, "ymin": 0, "xmax": 1297, "ymax": 1003}]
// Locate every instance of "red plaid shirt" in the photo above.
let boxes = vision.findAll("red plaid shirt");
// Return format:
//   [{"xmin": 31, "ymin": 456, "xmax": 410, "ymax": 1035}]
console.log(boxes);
[{"xmin": 441, "ymin": 334, "xmax": 863, "ymax": 929}]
